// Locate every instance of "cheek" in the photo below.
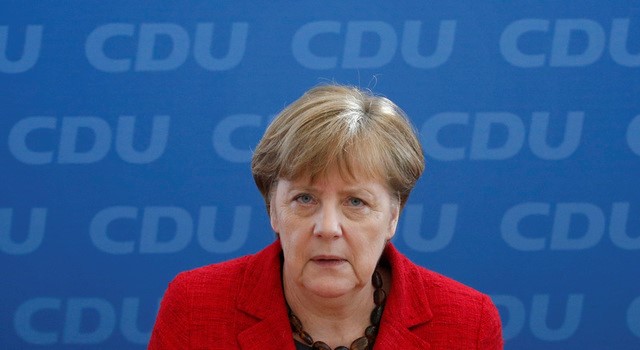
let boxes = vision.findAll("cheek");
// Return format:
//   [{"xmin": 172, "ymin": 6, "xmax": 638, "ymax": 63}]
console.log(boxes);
[
  {"xmin": 382, "ymin": 207, "xmax": 399, "ymax": 240},
  {"xmin": 278, "ymin": 214, "xmax": 308, "ymax": 254},
  {"xmin": 351, "ymin": 223, "xmax": 389, "ymax": 260}
]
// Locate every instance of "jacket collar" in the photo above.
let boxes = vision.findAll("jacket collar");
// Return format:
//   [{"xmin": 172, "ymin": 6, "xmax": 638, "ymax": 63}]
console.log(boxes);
[
  {"xmin": 237, "ymin": 241, "xmax": 294, "ymax": 350},
  {"xmin": 236, "ymin": 241, "xmax": 433, "ymax": 349},
  {"xmin": 375, "ymin": 243, "xmax": 433, "ymax": 348}
]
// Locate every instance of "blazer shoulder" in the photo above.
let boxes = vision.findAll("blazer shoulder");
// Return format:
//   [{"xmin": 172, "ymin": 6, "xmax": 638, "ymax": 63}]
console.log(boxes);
[
  {"xmin": 149, "ymin": 254, "xmax": 255, "ymax": 349},
  {"xmin": 412, "ymin": 264, "xmax": 503, "ymax": 348},
  {"xmin": 417, "ymin": 265, "xmax": 487, "ymax": 300},
  {"xmin": 169, "ymin": 254, "xmax": 253, "ymax": 301},
  {"xmin": 178, "ymin": 254, "xmax": 252, "ymax": 284}
]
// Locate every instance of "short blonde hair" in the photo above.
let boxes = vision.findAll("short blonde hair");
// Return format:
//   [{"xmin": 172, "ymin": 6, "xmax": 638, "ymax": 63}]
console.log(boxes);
[{"xmin": 252, "ymin": 84, "xmax": 425, "ymax": 213}]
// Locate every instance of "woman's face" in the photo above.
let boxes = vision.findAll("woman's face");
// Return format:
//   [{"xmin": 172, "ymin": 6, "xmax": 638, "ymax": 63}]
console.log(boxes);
[{"xmin": 270, "ymin": 166, "xmax": 399, "ymax": 298}]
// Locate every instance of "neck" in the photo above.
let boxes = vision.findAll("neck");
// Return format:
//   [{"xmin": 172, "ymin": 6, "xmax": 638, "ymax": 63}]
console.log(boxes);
[{"xmin": 283, "ymin": 275, "xmax": 375, "ymax": 348}]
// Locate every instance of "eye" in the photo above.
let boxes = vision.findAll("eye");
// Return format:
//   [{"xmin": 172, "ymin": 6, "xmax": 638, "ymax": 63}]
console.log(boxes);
[
  {"xmin": 347, "ymin": 197, "xmax": 364, "ymax": 207},
  {"xmin": 295, "ymin": 193, "xmax": 314, "ymax": 204}
]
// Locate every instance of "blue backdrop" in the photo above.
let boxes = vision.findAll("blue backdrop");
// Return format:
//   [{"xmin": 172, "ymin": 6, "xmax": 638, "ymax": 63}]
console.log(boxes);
[{"xmin": 2, "ymin": 2, "xmax": 639, "ymax": 349}]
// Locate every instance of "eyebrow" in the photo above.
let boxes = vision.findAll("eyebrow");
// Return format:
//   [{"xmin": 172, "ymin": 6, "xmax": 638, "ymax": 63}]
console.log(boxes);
[{"xmin": 288, "ymin": 183, "xmax": 378, "ymax": 199}]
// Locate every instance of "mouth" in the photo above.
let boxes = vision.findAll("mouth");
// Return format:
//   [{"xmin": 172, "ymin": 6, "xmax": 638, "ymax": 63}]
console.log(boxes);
[{"xmin": 311, "ymin": 255, "xmax": 347, "ymax": 266}]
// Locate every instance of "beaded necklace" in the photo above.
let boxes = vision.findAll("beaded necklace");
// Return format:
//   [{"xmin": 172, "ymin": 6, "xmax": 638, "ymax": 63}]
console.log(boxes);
[{"xmin": 287, "ymin": 270, "xmax": 386, "ymax": 350}]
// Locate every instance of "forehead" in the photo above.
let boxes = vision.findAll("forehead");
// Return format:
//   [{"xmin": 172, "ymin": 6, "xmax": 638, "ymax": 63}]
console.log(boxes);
[{"xmin": 279, "ymin": 165, "xmax": 390, "ymax": 196}]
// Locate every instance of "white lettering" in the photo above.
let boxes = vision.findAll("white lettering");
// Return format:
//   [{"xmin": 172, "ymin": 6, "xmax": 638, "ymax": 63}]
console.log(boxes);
[
  {"xmin": 90, "ymin": 206, "xmax": 138, "ymax": 254},
  {"xmin": 120, "ymin": 298, "xmax": 156, "ymax": 344},
  {"xmin": 14, "ymin": 297, "xmax": 155, "ymax": 345},
  {"xmin": 421, "ymin": 112, "xmax": 468, "ymax": 161},
  {"xmin": 501, "ymin": 18, "xmax": 637, "ymax": 67},
  {"xmin": 491, "ymin": 295, "xmax": 525, "ymax": 340},
  {"xmin": 491, "ymin": 294, "xmax": 584, "ymax": 341},
  {"xmin": 8, "ymin": 116, "xmax": 169, "ymax": 164},
  {"xmin": 8, "ymin": 117, "xmax": 56, "ymax": 165},
  {"xmin": 86, "ymin": 23, "xmax": 247, "ymax": 72},
  {"xmin": 193, "ymin": 22, "xmax": 248, "ymax": 71},
  {"xmin": 63, "ymin": 298, "xmax": 116, "ymax": 344},
  {"xmin": 115, "ymin": 115, "xmax": 170, "ymax": 164},
  {"xmin": 58, "ymin": 117, "xmax": 111, "ymax": 164},
  {"xmin": 529, "ymin": 112, "xmax": 583, "ymax": 160},
  {"xmin": 292, "ymin": 21, "xmax": 340, "ymax": 69},
  {"xmin": 401, "ymin": 204, "xmax": 457, "ymax": 252},
  {"xmin": 628, "ymin": 296, "xmax": 640, "ymax": 338},
  {"xmin": 610, "ymin": 19, "xmax": 640, "ymax": 67},
  {"xmin": 530, "ymin": 294, "xmax": 584, "ymax": 341},
  {"xmin": 610, "ymin": 202, "xmax": 640, "ymax": 250},
  {"xmin": 502, "ymin": 202, "xmax": 634, "ymax": 251},
  {"xmin": 628, "ymin": 115, "xmax": 640, "ymax": 156},
  {"xmin": 401, "ymin": 20, "xmax": 456, "ymax": 69},
  {"xmin": 292, "ymin": 21, "xmax": 454, "ymax": 69},
  {"xmin": 343, "ymin": 21, "xmax": 396, "ymax": 69},
  {"xmin": 0, "ymin": 208, "xmax": 47, "ymax": 255},
  {"xmin": 139, "ymin": 207, "xmax": 193, "ymax": 254},
  {"xmin": 85, "ymin": 23, "xmax": 135, "ymax": 72},
  {"xmin": 501, "ymin": 202, "xmax": 549, "ymax": 251},
  {"xmin": 550, "ymin": 19, "xmax": 605, "ymax": 67},
  {"xmin": 90, "ymin": 206, "xmax": 253, "ymax": 254},
  {"xmin": 196, "ymin": 206, "xmax": 251, "ymax": 253},
  {"xmin": 421, "ymin": 111, "xmax": 581, "ymax": 161},
  {"xmin": 135, "ymin": 23, "xmax": 189, "ymax": 71},
  {"xmin": 212, "ymin": 114, "xmax": 263, "ymax": 163},
  {"xmin": 550, "ymin": 203, "xmax": 605, "ymax": 250},
  {"xmin": 14, "ymin": 298, "xmax": 60, "ymax": 345},
  {"xmin": 470, "ymin": 112, "xmax": 525, "ymax": 160},
  {"xmin": 500, "ymin": 19, "xmax": 549, "ymax": 67},
  {"xmin": 0, "ymin": 25, "xmax": 42, "ymax": 73}
]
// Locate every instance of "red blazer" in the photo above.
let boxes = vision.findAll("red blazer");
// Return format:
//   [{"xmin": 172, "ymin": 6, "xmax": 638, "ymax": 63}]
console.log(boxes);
[{"xmin": 149, "ymin": 241, "xmax": 503, "ymax": 349}]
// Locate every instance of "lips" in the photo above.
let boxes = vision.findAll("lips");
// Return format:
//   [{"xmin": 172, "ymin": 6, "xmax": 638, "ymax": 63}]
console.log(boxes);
[
  {"xmin": 311, "ymin": 255, "xmax": 347, "ymax": 267},
  {"xmin": 311, "ymin": 255, "xmax": 346, "ymax": 262}
]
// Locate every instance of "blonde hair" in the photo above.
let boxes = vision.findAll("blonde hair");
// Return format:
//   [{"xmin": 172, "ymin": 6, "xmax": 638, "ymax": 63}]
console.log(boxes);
[{"xmin": 252, "ymin": 84, "xmax": 425, "ymax": 213}]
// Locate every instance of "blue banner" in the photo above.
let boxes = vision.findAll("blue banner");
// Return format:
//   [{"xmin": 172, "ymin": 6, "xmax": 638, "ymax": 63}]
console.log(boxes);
[{"xmin": 1, "ymin": 2, "xmax": 639, "ymax": 349}]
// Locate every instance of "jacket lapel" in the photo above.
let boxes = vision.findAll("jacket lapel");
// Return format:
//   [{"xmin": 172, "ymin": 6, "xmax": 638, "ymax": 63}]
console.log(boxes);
[
  {"xmin": 375, "ymin": 320, "xmax": 431, "ymax": 349},
  {"xmin": 236, "ymin": 242, "xmax": 295, "ymax": 350},
  {"xmin": 237, "ymin": 312, "xmax": 293, "ymax": 350},
  {"xmin": 375, "ymin": 244, "xmax": 433, "ymax": 349}
]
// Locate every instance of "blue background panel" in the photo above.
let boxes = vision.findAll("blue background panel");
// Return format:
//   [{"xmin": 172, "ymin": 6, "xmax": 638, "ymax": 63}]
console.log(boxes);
[{"xmin": 1, "ymin": 2, "xmax": 639, "ymax": 349}]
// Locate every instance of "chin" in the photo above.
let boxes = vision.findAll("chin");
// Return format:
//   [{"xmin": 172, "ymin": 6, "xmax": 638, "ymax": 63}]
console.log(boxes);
[{"xmin": 303, "ymin": 277, "xmax": 355, "ymax": 298}]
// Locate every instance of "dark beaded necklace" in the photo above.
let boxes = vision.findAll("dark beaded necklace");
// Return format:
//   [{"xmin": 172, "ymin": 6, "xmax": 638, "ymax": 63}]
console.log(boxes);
[{"xmin": 287, "ymin": 270, "xmax": 386, "ymax": 350}]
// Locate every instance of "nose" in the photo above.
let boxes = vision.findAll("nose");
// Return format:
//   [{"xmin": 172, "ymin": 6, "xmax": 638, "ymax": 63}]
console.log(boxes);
[{"xmin": 313, "ymin": 204, "xmax": 342, "ymax": 239}]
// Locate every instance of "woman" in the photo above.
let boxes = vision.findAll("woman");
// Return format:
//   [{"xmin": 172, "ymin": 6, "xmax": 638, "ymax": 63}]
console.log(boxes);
[{"xmin": 149, "ymin": 85, "xmax": 503, "ymax": 349}]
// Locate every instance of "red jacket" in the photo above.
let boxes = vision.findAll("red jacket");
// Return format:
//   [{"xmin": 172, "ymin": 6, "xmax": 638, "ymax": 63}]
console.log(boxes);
[{"xmin": 149, "ymin": 241, "xmax": 503, "ymax": 349}]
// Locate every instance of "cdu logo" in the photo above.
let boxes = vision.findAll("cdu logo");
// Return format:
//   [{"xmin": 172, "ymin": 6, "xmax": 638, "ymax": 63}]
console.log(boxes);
[
  {"xmin": 85, "ymin": 23, "xmax": 248, "ymax": 72},
  {"xmin": 8, "ymin": 115, "xmax": 170, "ymax": 164},
  {"xmin": 501, "ymin": 202, "xmax": 639, "ymax": 251},
  {"xmin": 500, "ymin": 19, "xmax": 639, "ymax": 67},
  {"xmin": 14, "ymin": 297, "xmax": 157, "ymax": 345},
  {"xmin": 89, "ymin": 206, "xmax": 251, "ymax": 254},
  {"xmin": 292, "ymin": 20, "xmax": 456, "ymax": 69},
  {"xmin": 420, "ymin": 111, "xmax": 584, "ymax": 161}
]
